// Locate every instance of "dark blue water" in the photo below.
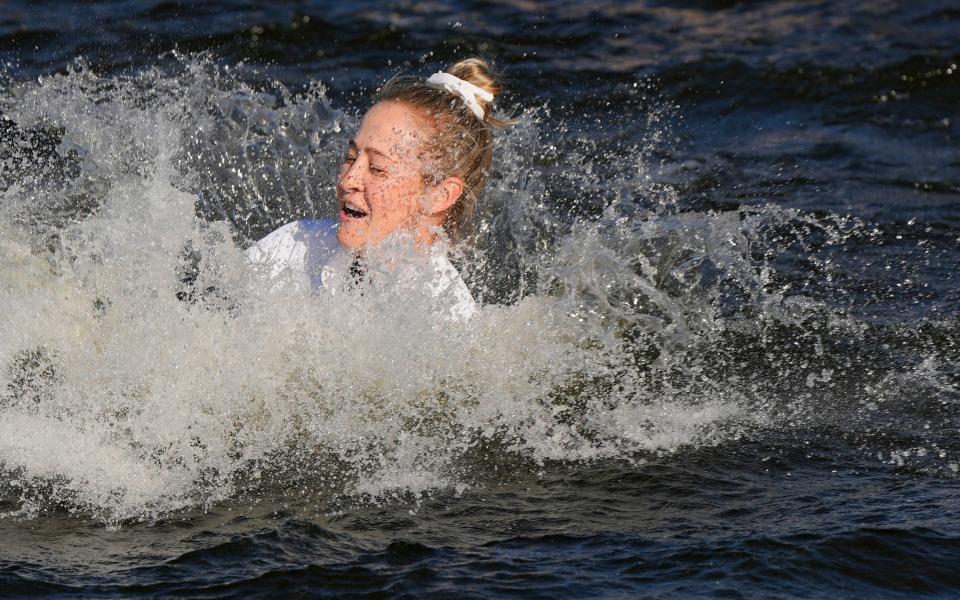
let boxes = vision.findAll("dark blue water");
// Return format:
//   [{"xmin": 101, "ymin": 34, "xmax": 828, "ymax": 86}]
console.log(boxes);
[{"xmin": 1, "ymin": 1, "xmax": 959, "ymax": 598}]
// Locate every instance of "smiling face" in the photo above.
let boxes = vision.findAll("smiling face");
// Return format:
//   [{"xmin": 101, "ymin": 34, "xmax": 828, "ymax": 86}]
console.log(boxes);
[{"xmin": 336, "ymin": 101, "xmax": 452, "ymax": 252}]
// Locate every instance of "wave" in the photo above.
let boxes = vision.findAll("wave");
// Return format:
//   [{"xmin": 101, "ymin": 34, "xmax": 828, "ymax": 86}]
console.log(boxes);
[{"xmin": 0, "ymin": 56, "xmax": 956, "ymax": 523}]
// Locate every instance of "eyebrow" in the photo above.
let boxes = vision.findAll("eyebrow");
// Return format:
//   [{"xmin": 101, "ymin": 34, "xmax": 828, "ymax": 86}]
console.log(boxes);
[{"xmin": 347, "ymin": 140, "xmax": 393, "ymax": 161}]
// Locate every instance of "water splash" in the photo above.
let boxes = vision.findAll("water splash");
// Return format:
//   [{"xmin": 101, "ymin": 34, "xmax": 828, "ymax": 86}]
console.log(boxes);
[{"xmin": 0, "ymin": 56, "xmax": 955, "ymax": 523}]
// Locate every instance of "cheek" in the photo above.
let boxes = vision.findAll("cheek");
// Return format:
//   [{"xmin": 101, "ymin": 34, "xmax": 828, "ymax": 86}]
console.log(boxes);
[{"xmin": 368, "ymin": 175, "xmax": 424, "ymax": 221}]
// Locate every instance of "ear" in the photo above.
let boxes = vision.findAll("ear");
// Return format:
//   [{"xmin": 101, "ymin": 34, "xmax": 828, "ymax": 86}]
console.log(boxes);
[{"xmin": 423, "ymin": 176, "xmax": 464, "ymax": 216}]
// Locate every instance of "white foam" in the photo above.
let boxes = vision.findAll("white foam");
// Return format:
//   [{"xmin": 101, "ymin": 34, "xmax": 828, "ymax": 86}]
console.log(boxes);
[{"xmin": 0, "ymin": 58, "xmax": 769, "ymax": 521}]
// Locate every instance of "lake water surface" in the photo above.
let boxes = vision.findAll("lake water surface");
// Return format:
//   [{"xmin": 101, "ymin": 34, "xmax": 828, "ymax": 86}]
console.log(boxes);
[{"xmin": 1, "ymin": 1, "xmax": 959, "ymax": 597}]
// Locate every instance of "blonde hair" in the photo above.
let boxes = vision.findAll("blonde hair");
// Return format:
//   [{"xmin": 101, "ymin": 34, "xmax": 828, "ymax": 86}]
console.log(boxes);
[{"xmin": 375, "ymin": 58, "xmax": 510, "ymax": 242}]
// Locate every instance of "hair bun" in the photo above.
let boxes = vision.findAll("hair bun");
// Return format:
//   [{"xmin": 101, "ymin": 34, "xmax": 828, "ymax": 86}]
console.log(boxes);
[{"xmin": 447, "ymin": 58, "xmax": 501, "ymax": 121}]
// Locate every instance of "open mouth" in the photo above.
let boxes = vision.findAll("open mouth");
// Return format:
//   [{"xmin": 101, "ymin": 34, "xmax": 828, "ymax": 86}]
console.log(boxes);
[{"xmin": 341, "ymin": 201, "xmax": 368, "ymax": 219}]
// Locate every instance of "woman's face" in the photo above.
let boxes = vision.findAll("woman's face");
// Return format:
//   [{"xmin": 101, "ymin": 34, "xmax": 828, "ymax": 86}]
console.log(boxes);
[{"xmin": 336, "ymin": 101, "xmax": 438, "ymax": 251}]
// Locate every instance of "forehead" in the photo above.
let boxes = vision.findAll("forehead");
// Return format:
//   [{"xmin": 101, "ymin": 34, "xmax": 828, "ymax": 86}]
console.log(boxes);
[{"xmin": 355, "ymin": 101, "xmax": 433, "ymax": 158}]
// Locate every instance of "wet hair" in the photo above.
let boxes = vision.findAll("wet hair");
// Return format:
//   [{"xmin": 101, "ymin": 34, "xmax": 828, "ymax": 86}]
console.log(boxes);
[{"xmin": 375, "ymin": 58, "xmax": 510, "ymax": 243}]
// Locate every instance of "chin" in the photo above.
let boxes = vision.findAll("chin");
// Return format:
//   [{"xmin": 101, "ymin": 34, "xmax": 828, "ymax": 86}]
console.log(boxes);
[{"xmin": 336, "ymin": 227, "xmax": 365, "ymax": 250}]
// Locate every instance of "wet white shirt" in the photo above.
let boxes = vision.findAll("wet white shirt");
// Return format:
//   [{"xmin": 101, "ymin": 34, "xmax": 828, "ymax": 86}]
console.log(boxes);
[{"xmin": 245, "ymin": 220, "xmax": 478, "ymax": 320}]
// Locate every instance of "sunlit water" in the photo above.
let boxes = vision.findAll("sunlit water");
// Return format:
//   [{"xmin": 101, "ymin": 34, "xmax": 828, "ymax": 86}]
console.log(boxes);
[{"xmin": 1, "ymin": 1, "xmax": 959, "ymax": 597}]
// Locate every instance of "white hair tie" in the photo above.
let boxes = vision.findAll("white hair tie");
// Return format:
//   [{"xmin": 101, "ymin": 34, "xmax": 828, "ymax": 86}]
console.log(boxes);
[{"xmin": 425, "ymin": 72, "xmax": 494, "ymax": 120}]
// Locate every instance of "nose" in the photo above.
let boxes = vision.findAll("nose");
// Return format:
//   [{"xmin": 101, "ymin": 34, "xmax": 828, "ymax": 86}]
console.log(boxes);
[{"xmin": 338, "ymin": 154, "xmax": 364, "ymax": 194}]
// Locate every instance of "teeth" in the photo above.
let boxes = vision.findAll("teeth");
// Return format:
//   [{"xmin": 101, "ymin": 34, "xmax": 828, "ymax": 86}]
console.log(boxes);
[{"xmin": 344, "ymin": 201, "xmax": 366, "ymax": 214}]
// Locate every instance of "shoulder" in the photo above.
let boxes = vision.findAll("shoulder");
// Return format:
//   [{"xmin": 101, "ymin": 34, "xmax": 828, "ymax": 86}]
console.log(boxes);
[
  {"xmin": 248, "ymin": 219, "xmax": 338, "ymax": 251},
  {"xmin": 246, "ymin": 219, "xmax": 338, "ymax": 262},
  {"xmin": 246, "ymin": 220, "xmax": 340, "ymax": 290},
  {"xmin": 292, "ymin": 219, "xmax": 339, "ymax": 240}
]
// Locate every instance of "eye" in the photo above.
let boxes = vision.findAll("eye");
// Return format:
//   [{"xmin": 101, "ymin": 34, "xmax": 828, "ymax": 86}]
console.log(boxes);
[
  {"xmin": 343, "ymin": 152, "xmax": 357, "ymax": 164},
  {"xmin": 369, "ymin": 164, "xmax": 388, "ymax": 175}
]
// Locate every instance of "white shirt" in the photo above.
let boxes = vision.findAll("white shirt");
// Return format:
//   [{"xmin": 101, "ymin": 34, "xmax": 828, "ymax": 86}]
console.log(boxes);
[{"xmin": 245, "ymin": 220, "xmax": 478, "ymax": 320}]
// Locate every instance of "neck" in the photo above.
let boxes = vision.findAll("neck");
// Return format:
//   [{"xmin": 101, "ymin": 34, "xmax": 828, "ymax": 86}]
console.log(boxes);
[{"xmin": 412, "ymin": 214, "xmax": 446, "ymax": 248}]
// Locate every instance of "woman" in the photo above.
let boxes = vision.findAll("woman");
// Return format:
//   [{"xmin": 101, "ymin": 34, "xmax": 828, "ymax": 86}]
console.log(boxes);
[{"xmin": 246, "ymin": 59, "xmax": 507, "ymax": 320}]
